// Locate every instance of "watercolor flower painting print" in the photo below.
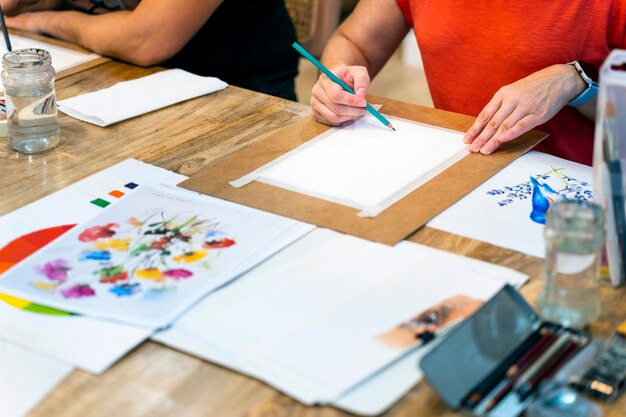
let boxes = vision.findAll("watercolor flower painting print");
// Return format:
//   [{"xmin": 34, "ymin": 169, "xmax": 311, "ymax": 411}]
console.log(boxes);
[
  {"xmin": 0, "ymin": 186, "xmax": 307, "ymax": 327},
  {"xmin": 32, "ymin": 205, "xmax": 236, "ymax": 301}
]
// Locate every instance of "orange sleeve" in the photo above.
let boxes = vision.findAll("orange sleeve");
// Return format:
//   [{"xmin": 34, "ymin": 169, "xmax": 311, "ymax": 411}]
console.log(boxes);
[{"xmin": 395, "ymin": 0, "xmax": 414, "ymax": 27}]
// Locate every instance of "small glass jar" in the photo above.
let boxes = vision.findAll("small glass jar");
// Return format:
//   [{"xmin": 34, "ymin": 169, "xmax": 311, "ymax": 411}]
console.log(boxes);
[
  {"xmin": 538, "ymin": 200, "xmax": 606, "ymax": 329},
  {"xmin": 2, "ymin": 48, "xmax": 60, "ymax": 154}
]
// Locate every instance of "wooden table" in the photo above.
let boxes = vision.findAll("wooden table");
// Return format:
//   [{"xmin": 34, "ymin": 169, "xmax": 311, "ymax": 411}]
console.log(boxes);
[{"xmin": 1, "ymin": 60, "xmax": 625, "ymax": 417}]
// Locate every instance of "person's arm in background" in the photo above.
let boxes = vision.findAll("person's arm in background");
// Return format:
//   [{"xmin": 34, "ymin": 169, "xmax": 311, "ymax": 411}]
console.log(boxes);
[
  {"xmin": 311, "ymin": 0, "xmax": 409, "ymax": 126},
  {"xmin": 1, "ymin": 0, "xmax": 66, "ymax": 15},
  {"xmin": 463, "ymin": 64, "xmax": 594, "ymax": 155},
  {"xmin": 0, "ymin": 0, "xmax": 222, "ymax": 66}
]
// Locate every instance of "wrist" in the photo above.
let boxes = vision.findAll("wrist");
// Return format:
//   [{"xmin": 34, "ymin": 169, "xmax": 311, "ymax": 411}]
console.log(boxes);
[
  {"xmin": 566, "ymin": 61, "xmax": 599, "ymax": 107},
  {"xmin": 561, "ymin": 64, "xmax": 586, "ymax": 99}
]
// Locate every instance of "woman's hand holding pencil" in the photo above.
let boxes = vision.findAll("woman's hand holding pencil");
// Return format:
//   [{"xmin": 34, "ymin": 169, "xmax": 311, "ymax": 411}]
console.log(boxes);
[
  {"xmin": 293, "ymin": 42, "xmax": 394, "ymax": 130},
  {"xmin": 311, "ymin": 65, "xmax": 370, "ymax": 126}
]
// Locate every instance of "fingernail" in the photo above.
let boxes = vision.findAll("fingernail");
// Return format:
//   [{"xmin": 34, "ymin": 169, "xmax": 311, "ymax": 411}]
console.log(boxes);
[
  {"xmin": 480, "ymin": 147, "xmax": 493, "ymax": 155},
  {"xmin": 357, "ymin": 87, "xmax": 366, "ymax": 96},
  {"xmin": 463, "ymin": 134, "xmax": 471, "ymax": 144}
]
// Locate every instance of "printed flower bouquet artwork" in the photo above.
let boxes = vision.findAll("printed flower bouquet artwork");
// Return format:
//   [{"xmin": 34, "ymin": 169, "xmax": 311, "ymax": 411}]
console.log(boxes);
[
  {"xmin": 0, "ymin": 187, "xmax": 285, "ymax": 327},
  {"xmin": 33, "ymin": 213, "xmax": 235, "ymax": 301}
]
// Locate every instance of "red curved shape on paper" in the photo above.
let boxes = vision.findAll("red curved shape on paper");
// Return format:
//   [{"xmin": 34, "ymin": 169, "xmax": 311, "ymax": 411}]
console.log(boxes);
[{"xmin": 0, "ymin": 224, "xmax": 76, "ymax": 274}]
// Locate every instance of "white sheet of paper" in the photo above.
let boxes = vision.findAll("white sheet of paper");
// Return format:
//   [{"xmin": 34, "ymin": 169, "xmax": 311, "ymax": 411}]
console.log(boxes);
[
  {"xmin": 428, "ymin": 151, "xmax": 593, "ymax": 258},
  {"xmin": 331, "ymin": 346, "xmax": 434, "ymax": 416},
  {"xmin": 0, "ymin": 35, "xmax": 99, "ymax": 92},
  {"xmin": 0, "ymin": 301, "xmax": 147, "ymax": 375},
  {"xmin": 58, "ymin": 69, "xmax": 228, "ymax": 126},
  {"xmin": 154, "ymin": 228, "xmax": 527, "ymax": 407},
  {"xmin": 252, "ymin": 115, "xmax": 468, "ymax": 216},
  {"xmin": 0, "ymin": 185, "xmax": 309, "ymax": 328},
  {"xmin": 0, "ymin": 341, "xmax": 72, "ymax": 417}
]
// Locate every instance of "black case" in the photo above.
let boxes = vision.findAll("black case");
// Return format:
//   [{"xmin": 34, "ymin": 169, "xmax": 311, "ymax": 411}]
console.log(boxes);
[{"xmin": 420, "ymin": 285, "xmax": 588, "ymax": 417}]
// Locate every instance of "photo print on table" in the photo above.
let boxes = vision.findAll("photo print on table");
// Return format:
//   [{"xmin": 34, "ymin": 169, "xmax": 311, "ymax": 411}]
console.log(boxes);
[{"xmin": 377, "ymin": 294, "xmax": 483, "ymax": 349}]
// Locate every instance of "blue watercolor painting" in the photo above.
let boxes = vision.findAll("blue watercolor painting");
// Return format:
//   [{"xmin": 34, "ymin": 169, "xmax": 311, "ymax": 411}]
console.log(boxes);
[{"xmin": 486, "ymin": 166, "xmax": 592, "ymax": 224}]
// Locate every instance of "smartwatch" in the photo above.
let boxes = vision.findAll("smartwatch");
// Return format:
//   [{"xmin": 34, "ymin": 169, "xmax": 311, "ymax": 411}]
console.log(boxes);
[{"xmin": 567, "ymin": 61, "xmax": 599, "ymax": 107}]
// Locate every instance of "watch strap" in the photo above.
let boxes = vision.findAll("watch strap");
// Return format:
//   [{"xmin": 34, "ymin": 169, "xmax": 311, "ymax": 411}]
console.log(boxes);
[{"xmin": 567, "ymin": 61, "xmax": 599, "ymax": 107}]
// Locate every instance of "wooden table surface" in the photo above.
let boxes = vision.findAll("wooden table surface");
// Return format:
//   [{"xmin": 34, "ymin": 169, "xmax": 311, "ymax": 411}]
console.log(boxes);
[{"xmin": 1, "ymin": 60, "xmax": 625, "ymax": 417}]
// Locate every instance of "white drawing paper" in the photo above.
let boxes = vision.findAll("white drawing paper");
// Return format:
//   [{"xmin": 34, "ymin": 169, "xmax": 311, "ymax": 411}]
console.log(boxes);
[
  {"xmin": 0, "ymin": 341, "xmax": 72, "ymax": 417},
  {"xmin": 0, "ymin": 185, "xmax": 310, "ymax": 328},
  {"xmin": 154, "ymin": 228, "xmax": 527, "ymax": 406},
  {"xmin": 428, "ymin": 151, "xmax": 593, "ymax": 258},
  {"xmin": 244, "ymin": 114, "xmax": 468, "ymax": 216},
  {"xmin": 0, "ymin": 35, "xmax": 99, "ymax": 92},
  {"xmin": 0, "ymin": 299, "xmax": 148, "ymax": 375}
]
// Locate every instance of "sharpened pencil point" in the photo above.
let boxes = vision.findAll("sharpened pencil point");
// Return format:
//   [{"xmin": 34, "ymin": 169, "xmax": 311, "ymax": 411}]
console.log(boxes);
[{"xmin": 388, "ymin": 123, "xmax": 396, "ymax": 131}]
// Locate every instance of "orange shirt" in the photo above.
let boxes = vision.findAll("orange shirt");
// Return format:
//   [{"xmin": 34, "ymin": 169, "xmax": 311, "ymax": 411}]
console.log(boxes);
[{"xmin": 396, "ymin": 0, "xmax": 626, "ymax": 165}]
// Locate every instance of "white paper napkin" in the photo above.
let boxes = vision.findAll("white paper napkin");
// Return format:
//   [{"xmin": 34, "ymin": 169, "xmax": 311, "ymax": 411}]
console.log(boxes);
[{"xmin": 58, "ymin": 69, "xmax": 228, "ymax": 126}]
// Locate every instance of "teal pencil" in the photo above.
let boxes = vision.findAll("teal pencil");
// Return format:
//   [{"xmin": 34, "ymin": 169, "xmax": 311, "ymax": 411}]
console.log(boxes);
[{"xmin": 292, "ymin": 42, "xmax": 395, "ymax": 131}]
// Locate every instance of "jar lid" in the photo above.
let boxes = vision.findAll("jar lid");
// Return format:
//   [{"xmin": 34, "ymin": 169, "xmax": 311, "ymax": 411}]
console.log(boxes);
[{"xmin": 3, "ymin": 48, "xmax": 52, "ymax": 70}]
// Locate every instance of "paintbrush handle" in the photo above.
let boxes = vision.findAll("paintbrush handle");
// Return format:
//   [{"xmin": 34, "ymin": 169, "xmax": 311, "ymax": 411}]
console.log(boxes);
[
  {"xmin": 485, "ymin": 330, "xmax": 559, "ymax": 412},
  {"xmin": 0, "ymin": 7, "xmax": 11, "ymax": 52},
  {"xmin": 517, "ymin": 339, "xmax": 580, "ymax": 400}
]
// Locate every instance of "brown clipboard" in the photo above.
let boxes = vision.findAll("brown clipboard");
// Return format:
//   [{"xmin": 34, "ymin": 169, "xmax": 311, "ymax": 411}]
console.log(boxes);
[{"xmin": 179, "ymin": 96, "xmax": 547, "ymax": 244}]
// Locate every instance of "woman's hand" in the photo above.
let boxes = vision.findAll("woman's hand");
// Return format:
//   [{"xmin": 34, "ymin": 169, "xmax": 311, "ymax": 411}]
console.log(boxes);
[
  {"xmin": 463, "ymin": 64, "xmax": 586, "ymax": 154},
  {"xmin": 310, "ymin": 65, "xmax": 370, "ymax": 126}
]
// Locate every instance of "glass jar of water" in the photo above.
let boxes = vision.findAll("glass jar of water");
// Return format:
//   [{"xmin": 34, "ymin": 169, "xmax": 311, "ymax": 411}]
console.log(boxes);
[
  {"xmin": 2, "ymin": 48, "xmax": 60, "ymax": 154},
  {"xmin": 539, "ymin": 201, "xmax": 605, "ymax": 329}
]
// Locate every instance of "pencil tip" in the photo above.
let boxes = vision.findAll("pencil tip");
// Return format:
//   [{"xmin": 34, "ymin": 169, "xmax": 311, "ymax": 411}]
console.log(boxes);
[{"xmin": 388, "ymin": 123, "xmax": 396, "ymax": 131}]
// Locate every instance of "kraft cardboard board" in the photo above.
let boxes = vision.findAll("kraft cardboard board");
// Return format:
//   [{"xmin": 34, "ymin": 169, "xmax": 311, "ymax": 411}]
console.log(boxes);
[{"xmin": 178, "ymin": 97, "xmax": 547, "ymax": 244}]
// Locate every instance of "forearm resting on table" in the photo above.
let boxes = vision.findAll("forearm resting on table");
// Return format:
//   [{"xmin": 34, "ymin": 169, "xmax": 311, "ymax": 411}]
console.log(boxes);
[{"xmin": 20, "ymin": 10, "xmax": 183, "ymax": 66}]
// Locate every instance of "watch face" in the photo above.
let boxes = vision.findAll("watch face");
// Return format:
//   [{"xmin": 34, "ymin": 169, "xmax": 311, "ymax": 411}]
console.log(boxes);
[{"xmin": 578, "ymin": 61, "xmax": 599, "ymax": 83}]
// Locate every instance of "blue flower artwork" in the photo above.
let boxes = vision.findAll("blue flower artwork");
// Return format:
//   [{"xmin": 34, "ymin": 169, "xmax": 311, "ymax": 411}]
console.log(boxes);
[{"xmin": 486, "ymin": 166, "xmax": 592, "ymax": 225}]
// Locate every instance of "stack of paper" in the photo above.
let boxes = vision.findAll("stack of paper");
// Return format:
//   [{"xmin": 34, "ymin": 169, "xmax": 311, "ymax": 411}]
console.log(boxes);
[
  {"xmin": 0, "ymin": 155, "xmax": 539, "ymax": 416},
  {"xmin": 154, "ymin": 228, "xmax": 527, "ymax": 414},
  {"xmin": 0, "ymin": 160, "xmax": 312, "ymax": 373}
]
